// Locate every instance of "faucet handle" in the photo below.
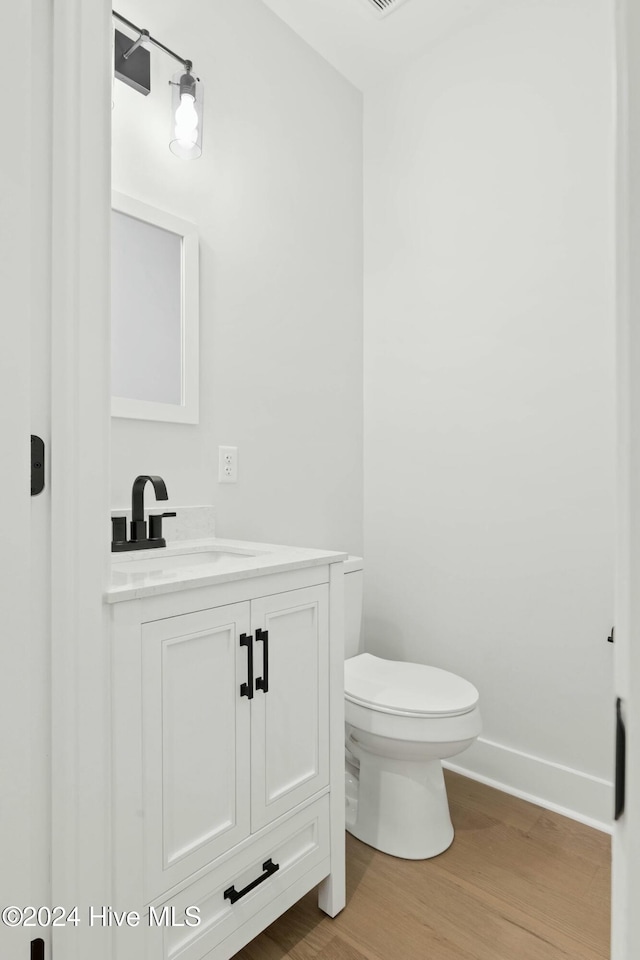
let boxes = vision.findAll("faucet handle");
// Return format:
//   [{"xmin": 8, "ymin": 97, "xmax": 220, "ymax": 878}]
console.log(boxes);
[
  {"xmin": 111, "ymin": 516, "xmax": 128, "ymax": 548},
  {"xmin": 149, "ymin": 511, "xmax": 177, "ymax": 542}
]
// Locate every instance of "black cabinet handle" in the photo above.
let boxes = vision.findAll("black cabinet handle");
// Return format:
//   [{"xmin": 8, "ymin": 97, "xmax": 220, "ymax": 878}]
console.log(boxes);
[
  {"xmin": 615, "ymin": 696, "xmax": 626, "ymax": 821},
  {"xmin": 256, "ymin": 628, "xmax": 269, "ymax": 694},
  {"xmin": 224, "ymin": 858, "xmax": 279, "ymax": 904},
  {"xmin": 240, "ymin": 633, "xmax": 253, "ymax": 699}
]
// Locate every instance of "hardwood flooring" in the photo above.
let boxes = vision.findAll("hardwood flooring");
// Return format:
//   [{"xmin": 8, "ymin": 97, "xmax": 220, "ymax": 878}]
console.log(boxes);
[{"xmin": 234, "ymin": 771, "xmax": 611, "ymax": 960}]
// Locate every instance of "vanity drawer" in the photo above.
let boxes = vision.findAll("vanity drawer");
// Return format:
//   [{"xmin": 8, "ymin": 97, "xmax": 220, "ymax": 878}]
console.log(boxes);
[{"xmin": 149, "ymin": 795, "xmax": 330, "ymax": 960}]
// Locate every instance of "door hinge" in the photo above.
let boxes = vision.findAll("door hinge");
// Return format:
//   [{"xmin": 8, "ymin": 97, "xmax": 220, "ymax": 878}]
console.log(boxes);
[
  {"xmin": 31, "ymin": 435, "xmax": 45, "ymax": 496},
  {"xmin": 31, "ymin": 938, "xmax": 44, "ymax": 960},
  {"xmin": 607, "ymin": 626, "xmax": 615, "ymax": 644},
  {"xmin": 615, "ymin": 697, "xmax": 626, "ymax": 821}
]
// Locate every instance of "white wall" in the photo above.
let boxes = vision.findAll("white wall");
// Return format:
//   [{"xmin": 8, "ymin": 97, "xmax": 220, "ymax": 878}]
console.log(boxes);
[
  {"xmin": 111, "ymin": 0, "xmax": 363, "ymax": 553},
  {"xmin": 364, "ymin": 0, "xmax": 615, "ymax": 824}
]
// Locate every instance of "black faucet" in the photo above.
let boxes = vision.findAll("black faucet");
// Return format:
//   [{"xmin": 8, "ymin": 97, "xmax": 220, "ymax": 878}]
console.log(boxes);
[{"xmin": 111, "ymin": 475, "xmax": 176, "ymax": 552}]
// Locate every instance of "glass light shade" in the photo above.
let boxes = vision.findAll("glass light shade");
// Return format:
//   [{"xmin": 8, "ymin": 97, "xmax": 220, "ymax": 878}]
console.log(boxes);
[{"xmin": 169, "ymin": 70, "xmax": 203, "ymax": 160}]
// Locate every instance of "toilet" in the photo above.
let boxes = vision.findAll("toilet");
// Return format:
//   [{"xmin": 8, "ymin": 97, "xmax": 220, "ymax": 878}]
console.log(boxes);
[{"xmin": 343, "ymin": 557, "xmax": 481, "ymax": 860}]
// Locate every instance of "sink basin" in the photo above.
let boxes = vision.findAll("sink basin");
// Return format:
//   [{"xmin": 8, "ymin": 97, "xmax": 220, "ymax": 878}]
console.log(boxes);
[{"xmin": 112, "ymin": 549, "xmax": 255, "ymax": 575}]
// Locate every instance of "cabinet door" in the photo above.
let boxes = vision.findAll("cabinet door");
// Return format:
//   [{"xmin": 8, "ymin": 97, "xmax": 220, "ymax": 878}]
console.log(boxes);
[
  {"xmin": 250, "ymin": 585, "xmax": 329, "ymax": 830},
  {"xmin": 141, "ymin": 602, "xmax": 252, "ymax": 901}
]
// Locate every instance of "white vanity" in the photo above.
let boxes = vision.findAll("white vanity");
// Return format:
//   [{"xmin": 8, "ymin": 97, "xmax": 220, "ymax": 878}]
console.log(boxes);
[{"xmin": 107, "ymin": 539, "xmax": 346, "ymax": 960}]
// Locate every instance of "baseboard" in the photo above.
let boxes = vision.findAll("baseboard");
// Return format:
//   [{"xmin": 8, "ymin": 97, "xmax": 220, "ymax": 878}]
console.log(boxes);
[{"xmin": 443, "ymin": 737, "xmax": 614, "ymax": 834}]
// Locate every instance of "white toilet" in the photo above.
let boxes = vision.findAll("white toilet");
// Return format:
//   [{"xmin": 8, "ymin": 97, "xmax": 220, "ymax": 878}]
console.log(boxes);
[{"xmin": 343, "ymin": 557, "xmax": 482, "ymax": 860}]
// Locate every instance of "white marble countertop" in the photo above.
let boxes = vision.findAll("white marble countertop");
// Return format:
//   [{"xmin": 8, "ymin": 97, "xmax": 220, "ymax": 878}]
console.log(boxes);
[{"xmin": 106, "ymin": 537, "xmax": 347, "ymax": 603}]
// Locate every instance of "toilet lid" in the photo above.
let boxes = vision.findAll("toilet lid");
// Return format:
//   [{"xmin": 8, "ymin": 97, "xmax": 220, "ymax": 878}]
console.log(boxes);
[{"xmin": 344, "ymin": 653, "xmax": 479, "ymax": 718}]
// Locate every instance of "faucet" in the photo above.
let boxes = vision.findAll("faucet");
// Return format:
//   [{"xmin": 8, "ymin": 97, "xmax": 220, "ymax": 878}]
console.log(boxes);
[{"xmin": 111, "ymin": 475, "xmax": 176, "ymax": 552}]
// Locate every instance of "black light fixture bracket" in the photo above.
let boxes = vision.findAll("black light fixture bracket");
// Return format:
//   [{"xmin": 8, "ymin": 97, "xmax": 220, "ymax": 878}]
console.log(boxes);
[{"xmin": 113, "ymin": 10, "xmax": 193, "ymax": 96}]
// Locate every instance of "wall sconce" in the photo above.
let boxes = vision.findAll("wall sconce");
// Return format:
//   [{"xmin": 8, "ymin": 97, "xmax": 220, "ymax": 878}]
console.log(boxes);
[{"xmin": 113, "ymin": 10, "xmax": 203, "ymax": 160}]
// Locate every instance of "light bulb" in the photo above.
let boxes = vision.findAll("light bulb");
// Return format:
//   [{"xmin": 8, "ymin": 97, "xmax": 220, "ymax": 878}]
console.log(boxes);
[
  {"xmin": 175, "ymin": 93, "xmax": 198, "ymax": 148},
  {"xmin": 169, "ymin": 69, "xmax": 203, "ymax": 159}
]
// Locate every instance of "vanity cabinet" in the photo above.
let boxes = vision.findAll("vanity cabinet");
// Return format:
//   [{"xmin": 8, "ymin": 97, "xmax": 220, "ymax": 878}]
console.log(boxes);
[{"xmin": 109, "ymin": 561, "xmax": 344, "ymax": 960}]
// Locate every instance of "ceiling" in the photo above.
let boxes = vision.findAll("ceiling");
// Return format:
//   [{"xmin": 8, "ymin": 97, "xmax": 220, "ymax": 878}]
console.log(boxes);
[{"xmin": 260, "ymin": 0, "xmax": 500, "ymax": 91}]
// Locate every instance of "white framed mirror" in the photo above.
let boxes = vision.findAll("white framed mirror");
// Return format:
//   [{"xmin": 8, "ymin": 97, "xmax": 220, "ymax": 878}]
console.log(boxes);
[{"xmin": 111, "ymin": 192, "xmax": 199, "ymax": 423}]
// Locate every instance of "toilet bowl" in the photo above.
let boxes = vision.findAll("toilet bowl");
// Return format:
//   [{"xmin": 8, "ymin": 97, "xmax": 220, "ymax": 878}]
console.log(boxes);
[{"xmin": 343, "ymin": 558, "xmax": 481, "ymax": 860}]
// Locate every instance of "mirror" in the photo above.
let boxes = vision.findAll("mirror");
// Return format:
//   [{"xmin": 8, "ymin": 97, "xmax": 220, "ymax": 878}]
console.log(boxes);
[{"xmin": 111, "ymin": 192, "xmax": 199, "ymax": 423}]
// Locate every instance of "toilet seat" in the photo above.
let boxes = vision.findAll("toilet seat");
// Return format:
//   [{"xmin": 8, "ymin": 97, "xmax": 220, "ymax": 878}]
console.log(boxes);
[{"xmin": 345, "ymin": 653, "xmax": 479, "ymax": 719}]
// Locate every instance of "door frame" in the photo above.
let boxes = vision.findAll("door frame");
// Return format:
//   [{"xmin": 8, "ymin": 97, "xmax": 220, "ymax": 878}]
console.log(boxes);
[
  {"xmin": 0, "ymin": 1, "xmax": 49, "ymax": 955},
  {"xmin": 21, "ymin": 1, "xmax": 639, "ymax": 958},
  {"xmin": 49, "ymin": 1, "xmax": 112, "ymax": 958},
  {"xmin": 613, "ymin": 1, "xmax": 640, "ymax": 957}
]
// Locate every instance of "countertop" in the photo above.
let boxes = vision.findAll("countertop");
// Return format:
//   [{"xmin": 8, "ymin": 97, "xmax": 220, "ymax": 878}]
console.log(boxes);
[{"xmin": 106, "ymin": 537, "xmax": 348, "ymax": 603}]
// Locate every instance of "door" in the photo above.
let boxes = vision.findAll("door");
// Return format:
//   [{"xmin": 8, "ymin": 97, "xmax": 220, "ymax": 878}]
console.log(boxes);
[
  {"xmin": 613, "ymin": 2, "xmax": 640, "ymax": 957},
  {"xmin": 250, "ymin": 586, "xmax": 330, "ymax": 830},
  {"xmin": 0, "ymin": 1, "xmax": 51, "ymax": 958},
  {"xmin": 140, "ymin": 603, "xmax": 252, "ymax": 901}
]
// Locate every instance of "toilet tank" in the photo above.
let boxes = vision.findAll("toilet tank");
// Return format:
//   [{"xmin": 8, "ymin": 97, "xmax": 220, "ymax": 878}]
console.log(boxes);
[{"xmin": 343, "ymin": 556, "xmax": 364, "ymax": 659}]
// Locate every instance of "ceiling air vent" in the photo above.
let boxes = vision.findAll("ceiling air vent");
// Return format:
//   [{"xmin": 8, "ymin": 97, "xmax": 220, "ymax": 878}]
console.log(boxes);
[{"xmin": 360, "ymin": 0, "xmax": 411, "ymax": 17}]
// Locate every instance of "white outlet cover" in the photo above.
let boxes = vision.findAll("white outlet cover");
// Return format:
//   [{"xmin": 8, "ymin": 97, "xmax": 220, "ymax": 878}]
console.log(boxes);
[{"xmin": 218, "ymin": 445, "xmax": 238, "ymax": 483}]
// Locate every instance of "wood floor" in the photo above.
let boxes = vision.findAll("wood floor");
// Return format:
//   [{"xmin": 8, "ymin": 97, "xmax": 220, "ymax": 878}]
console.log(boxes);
[{"xmin": 234, "ymin": 771, "xmax": 611, "ymax": 960}]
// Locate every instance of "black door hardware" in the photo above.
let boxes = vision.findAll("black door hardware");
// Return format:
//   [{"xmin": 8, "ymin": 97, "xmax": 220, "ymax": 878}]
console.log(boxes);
[
  {"xmin": 607, "ymin": 627, "xmax": 615, "ymax": 644},
  {"xmin": 31, "ymin": 939, "xmax": 44, "ymax": 960},
  {"xmin": 256, "ymin": 628, "xmax": 269, "ymax": 694},
  {"xmin": 615, "ymin": 697, "xmax": 626, "ymax": 821},
  {"xmin": 112, "ymin": 475, "xmax": 175, "ymax": 551},
  {"xmin": 223, "ymin": 858, "xmax": 280, "ymax": 904},
  {"xmin": 31, "ymin": 435, "xmax": 45, "ymax": 496},
  {"xmin": 240, "ymin": 633, "xmax": 254, "ymax": 699}
]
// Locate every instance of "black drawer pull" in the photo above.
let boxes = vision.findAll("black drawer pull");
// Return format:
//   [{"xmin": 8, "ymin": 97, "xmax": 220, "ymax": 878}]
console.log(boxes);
[
  {"xmin": 256, "ymin": 628, "xmax": 269, "ymax": 694},
  {"xmin": 224, "ymin": 858, "xmax": 280, "ymax": 904},
  {"xmin": 240, "ymin": 633, "xmax": 253, "ymax": 699}
]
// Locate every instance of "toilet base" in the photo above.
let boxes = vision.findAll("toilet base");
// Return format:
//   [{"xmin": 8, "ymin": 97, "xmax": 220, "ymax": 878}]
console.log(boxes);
[{"xmin": 345, "ymin": 747, "xmax": 454, "ymax": 860}]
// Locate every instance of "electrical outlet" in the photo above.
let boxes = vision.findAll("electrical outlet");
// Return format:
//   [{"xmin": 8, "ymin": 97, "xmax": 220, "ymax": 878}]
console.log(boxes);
[{"xmin": 218, "ymin": 445, "xmax": 238, "ymax": 483}]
